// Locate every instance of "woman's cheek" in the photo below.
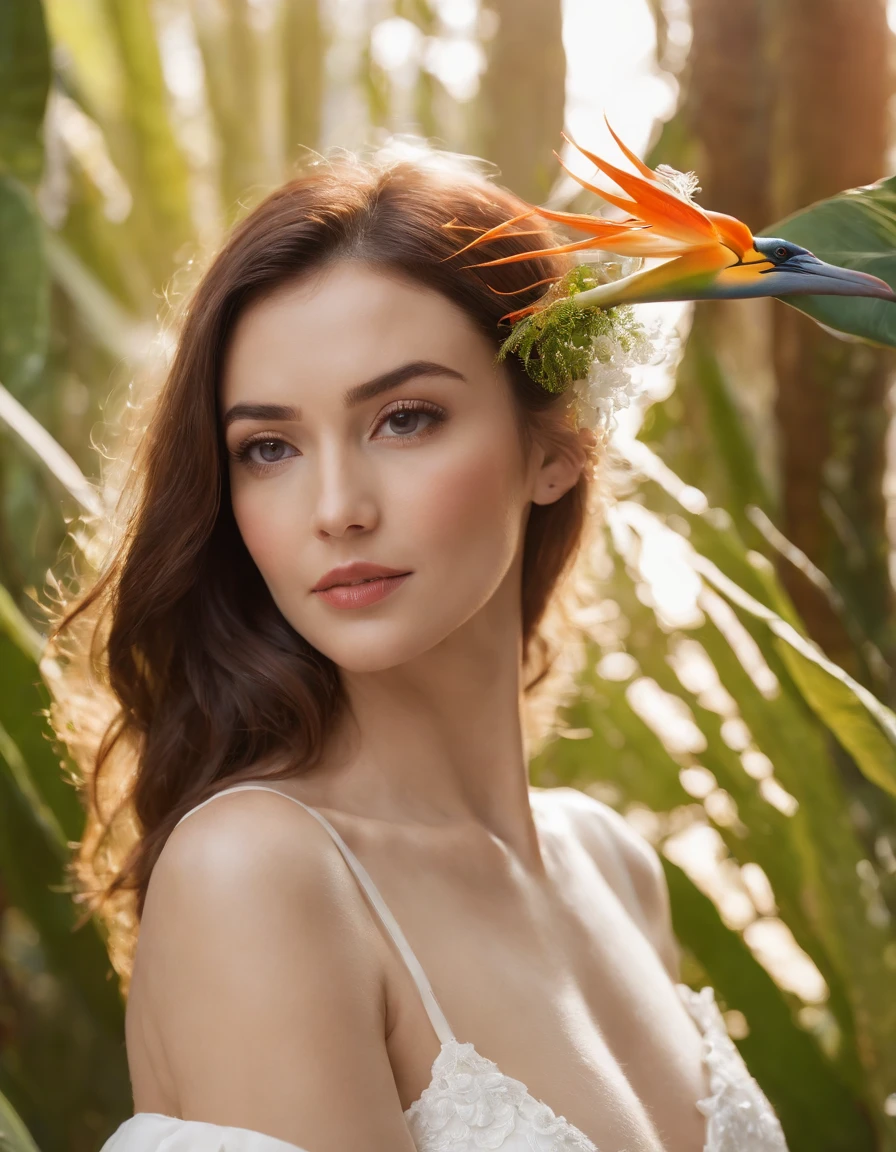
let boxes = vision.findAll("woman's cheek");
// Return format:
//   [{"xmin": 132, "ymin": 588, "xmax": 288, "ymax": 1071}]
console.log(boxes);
[
  {"xmin": 231, "ymin": 483, "xmax": 296, "ymax": 581},
  {"xmin": 412, "ymin": 439, "xmax": 522, "ymax": 557}
]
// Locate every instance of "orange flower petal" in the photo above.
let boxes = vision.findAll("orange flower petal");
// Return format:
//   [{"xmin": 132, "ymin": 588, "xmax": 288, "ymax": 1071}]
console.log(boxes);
[
  {"xmin": 602, "ymin": 113, "xmax": 657, "ymax": 181},
  {"xmin": 462, "ymin": 233, "xmax": 627, "ymax": 268},
  {"xmin": 561, "ymin": 131, "xmax": 716, "ymax": 245},
  {"xmin": 485, "ymin": 275, "xmax": 564, "ymax": 296}
]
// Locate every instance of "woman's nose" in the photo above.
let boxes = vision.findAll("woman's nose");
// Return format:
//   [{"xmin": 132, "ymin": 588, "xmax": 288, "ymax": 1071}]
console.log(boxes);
[{"xmin": 309, "ymin": 440, "xmax": 378, "ymax": 539}]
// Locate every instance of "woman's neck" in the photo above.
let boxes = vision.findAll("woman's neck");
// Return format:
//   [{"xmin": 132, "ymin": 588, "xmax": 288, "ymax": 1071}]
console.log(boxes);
[{"xmin": 305, "ymin": 631, "xmax": 546, "ymax": 872}]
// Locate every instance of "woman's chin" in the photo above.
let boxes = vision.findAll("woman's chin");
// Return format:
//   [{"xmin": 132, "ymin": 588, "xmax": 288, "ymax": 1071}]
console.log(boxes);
[
  {"xmin": 304, "ymin": 623, "xmax": 455, "ymax": 676},
  {"xmin": 328, "ymin": 638, "xmax": 438, "ymax": 674}
]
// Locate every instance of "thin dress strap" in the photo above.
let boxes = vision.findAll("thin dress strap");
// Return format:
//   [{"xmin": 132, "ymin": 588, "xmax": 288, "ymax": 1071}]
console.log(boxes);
[{"xmin": 173, "ymin": 783, "xmax": 456, "ymax": 1045}]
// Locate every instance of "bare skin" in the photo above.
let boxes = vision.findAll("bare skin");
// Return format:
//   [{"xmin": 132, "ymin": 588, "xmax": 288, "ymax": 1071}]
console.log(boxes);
[{"xmin": 124, "ymin": 259, "xmax": 711, "ymax": 1151}]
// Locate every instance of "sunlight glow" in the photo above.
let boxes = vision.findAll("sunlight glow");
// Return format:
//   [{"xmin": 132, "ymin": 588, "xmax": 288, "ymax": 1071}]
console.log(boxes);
[
  {"xmin": 370, "ymin": 16, "xmax": 423, "ymax": 72},
  {"xmin": 741, "ymin": 748, "xmax": 775, "ymax": 780},
  {"xmin": 719, "ymin": 717, "xmax": 752, "ymax": 752},
  {"xmin": 666, "ymin": 635, "xmax": 739, "ymax": 717},
  {"xmin": 743, "ymin": 918, "xmax": 829, "ymax": 1002},
  {"xmin": 626, "ymin": 677, "xmax": 707, "ymax": 756},
  {"xmin": 422, "ymin": 37, "xmax": 486, "ymax": 101},
  {"xmin": 561, "ymin": 0, "xmax": 676, "ymax": 170},
  {"xmin": 758, "ymin": 777, "xmax": 799, "ymax": 817},
  {"xmin": 615, "ymin": 503, "xmax": 705, "ymax": 629},
  {"xmin": 703, "ymin": 788, "xmax": 744, "ymax": 831},
  {"xmin": 433, "ymin": 0, "xmax": 479, "ymax": 33},
  {"xmin": 663, "ymin": 823, "xmax": 756, "ymax": 929},
  {"xmin": 595, "ymin": 651, "xmax": 639, "ymax": 682},
  {"xmin": 679, "ymin": 765, "xmax": 717, "ymax": 799},
  {"xmin": 698, "ymin": 587, "xmax": 780, "ymax": 700},
  {"xmin": 741, "ymin": 863, "xmax": 777, "ymax": 917},
  {"xmin": 663, "ymin": 823, "xmax": 830, "ymax": 1003}
]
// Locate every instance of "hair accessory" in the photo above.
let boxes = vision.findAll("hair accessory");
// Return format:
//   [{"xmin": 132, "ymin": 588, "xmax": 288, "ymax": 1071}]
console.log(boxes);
[
  {"xmin": 450, "ymin": 113, "xmax": 896, "ymax": 436},
  {"xmin": 493, "ymin": 259, "xmax": 668, "ymax": 435}
]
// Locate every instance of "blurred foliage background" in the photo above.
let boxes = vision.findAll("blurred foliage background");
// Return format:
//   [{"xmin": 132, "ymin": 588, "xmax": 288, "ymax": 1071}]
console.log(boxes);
[{"xmin": 3, "ymin": 0, "xmax": 896, "ymax": 1149}]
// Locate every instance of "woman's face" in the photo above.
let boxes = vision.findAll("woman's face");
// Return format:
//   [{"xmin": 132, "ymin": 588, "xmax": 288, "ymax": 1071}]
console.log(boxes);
[{"xmin": 219, "ymin": 259, "xmax": 575, "ymax": 673}]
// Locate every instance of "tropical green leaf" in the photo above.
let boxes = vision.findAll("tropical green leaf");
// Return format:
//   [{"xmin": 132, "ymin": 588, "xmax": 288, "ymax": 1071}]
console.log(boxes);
[
  {"xmin": 620, "ymin": 437, "xmax": 896, "ymax": 799},
  {"xmin": 0, "ymin": 582, "xmax": 85, "ymax": 838},
  {"xmin": 766, "ymin": 173, "xmax": 896, "ymax": 348},
  {"xmin": 695, "ymin": 549, "xmax": 896, "ymax": 799},
  {"xmin": 101, "ymin": 0, "xmax": 194, "ymax": 284},
  {"xmin": 43, "ymin": 229, "xmax": 150, "ymax": 364},
  {"xmin": 0, "ymin": 1088, "xmax": 42, "ymax": 1152},
  {"xmin": 665, "ymin": 860, "xmax": 876, "ymax": 1151},
  {"xmin": 0, "ymin": 713, "xmax": 124, "ymax": 1037},
  {"xmin": 0, "ymin": 0, "xmax": 50, "ymax": 186},
  {"xmin": 0, "ymin": 175, "xmax": 48, "ymax": 398},
  {"xmin": 0, "ymin": 587, "xmax": 121, "ymax": 1034},
  {"xmin": 598, "ymin": 441, "xmax": 896, "ymax": 1114},
  {"xmin": 0, "ymin": 581, "xmax": 41, "ymax": 663},
  {"xmin": 0, "ymin": 379, "xmax": 105, "ymax": 517}
]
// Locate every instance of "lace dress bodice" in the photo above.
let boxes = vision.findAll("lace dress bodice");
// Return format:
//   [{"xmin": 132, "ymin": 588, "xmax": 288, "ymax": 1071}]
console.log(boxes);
[{"xmin": 99, "ymin": 784, "xmax": 790, "ymax": 1152}]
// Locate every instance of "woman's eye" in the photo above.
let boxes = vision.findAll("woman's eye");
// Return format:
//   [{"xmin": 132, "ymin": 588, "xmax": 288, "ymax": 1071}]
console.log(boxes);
[
  {"xmin": 233, "ymin": 437, "xmax": 297, "ymax": 471},
  {"xmin": 254, "ymin": 440, "xmax": 290, "ymax": 463},
  {"xmin": 375, "ymin": 402, "xmax": 445, "ymax": 438}
]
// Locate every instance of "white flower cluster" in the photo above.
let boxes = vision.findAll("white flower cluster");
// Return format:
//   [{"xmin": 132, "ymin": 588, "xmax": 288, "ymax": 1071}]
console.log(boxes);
[
  {"xmin": 557, "ymin": 254, "xmax": 665, "ymax": 434},
  {"xmin": 569, "ymin": 311, "xmax": 667, "ymax": 436}
]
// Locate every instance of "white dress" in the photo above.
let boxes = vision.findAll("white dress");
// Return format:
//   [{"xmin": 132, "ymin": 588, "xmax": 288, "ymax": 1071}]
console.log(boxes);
[{"xmin": 99, "ymin": 784, "xmax": 790, "ymax": 1152}]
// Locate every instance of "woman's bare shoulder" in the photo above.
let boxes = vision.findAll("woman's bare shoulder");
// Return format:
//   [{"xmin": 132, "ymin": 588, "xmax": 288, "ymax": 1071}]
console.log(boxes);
[
  {"xmin": 139, "ymin": 784, "xmax": 387, "ymax": 1002},
  {"xmin": 533, "ymin": 785, "xmax": 680, "ymax": 981},
  {"xmin": 128, "ymin": 787, "xmax": 416, "ymax": 1151},
  {"xmin": 154, "ymin": 785, "xmax": 345, "ymax": 892}
]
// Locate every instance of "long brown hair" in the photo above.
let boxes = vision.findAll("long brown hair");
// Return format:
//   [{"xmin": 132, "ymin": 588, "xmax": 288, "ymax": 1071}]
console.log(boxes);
[{"xmin": 43, "ymin": 146, "xmax": 606, "ymax": 984}]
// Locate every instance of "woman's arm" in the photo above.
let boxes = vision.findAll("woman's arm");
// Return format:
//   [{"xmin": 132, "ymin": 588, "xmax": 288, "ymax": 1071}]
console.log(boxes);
[
  {"xmin": 131, "ymin": 790, "xmax": 419, "ymax": 1152},
  {"xmin": 555, "ymin": 787, "xmax": 682, "ymax": 983}
]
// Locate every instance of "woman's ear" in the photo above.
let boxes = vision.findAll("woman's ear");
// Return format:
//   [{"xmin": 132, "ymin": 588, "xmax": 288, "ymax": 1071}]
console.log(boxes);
[{"xmin": 531, "ymin": 423, "xmax": 596, "ymax": 506}]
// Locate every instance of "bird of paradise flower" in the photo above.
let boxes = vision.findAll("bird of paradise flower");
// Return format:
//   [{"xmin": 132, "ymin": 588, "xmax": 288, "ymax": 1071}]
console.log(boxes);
[{"xmin": 446, "ymin": 114, "xmax": 895, "ymax": 327}]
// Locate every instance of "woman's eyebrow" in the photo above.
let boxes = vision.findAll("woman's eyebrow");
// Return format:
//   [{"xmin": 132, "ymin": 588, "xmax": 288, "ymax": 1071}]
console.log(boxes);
[{"xmin": 222, "ymin": 360, "xmax": 466, "ymax": 429}]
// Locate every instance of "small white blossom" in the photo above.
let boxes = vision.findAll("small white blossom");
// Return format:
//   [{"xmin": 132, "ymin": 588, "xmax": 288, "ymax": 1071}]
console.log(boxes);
[{"xmin": 569, "ymin": 314, "xmax": 666, "ymax": 436}]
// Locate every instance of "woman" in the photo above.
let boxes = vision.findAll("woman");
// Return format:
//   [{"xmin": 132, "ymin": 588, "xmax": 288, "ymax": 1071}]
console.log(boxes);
[{"xmin": 46, "ymin": 143, "xmax": 789, "ymax": 1151}]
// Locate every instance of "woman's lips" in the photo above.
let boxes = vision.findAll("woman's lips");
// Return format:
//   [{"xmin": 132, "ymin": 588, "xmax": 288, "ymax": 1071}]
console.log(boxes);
[{"xmin": 313, "ymin": 572, "xmax": 412, "ymax": 609}]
